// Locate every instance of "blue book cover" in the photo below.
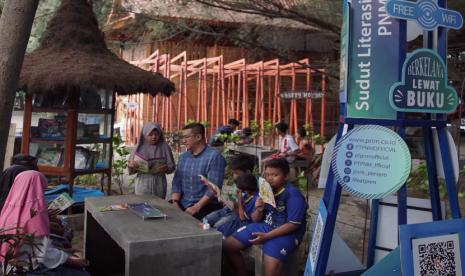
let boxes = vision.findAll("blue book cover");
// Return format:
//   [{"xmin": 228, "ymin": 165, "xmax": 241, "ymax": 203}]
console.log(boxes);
[{"xmin": 127, "ymin": 202, "xmax": 167, "ymax": 220}]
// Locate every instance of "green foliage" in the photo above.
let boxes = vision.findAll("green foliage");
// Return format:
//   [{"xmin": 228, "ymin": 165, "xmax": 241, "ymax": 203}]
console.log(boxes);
[
  {"xmin": 27, "ymin": 0, "xmax": 61, "ymax": 52},
  {"xmin": 0, "ymin": 229, "xmax": 37, "ymax": 275},
  {"xmin": 263, "ymin": 120, "xmax": 273, "ymax": 135},
  {"xmin": 164, "ymin": 131, "xmax": 181, "ymax": 150},
  {"xmin": 112, "ymin": 134, "xmax": 131, "ymax": 194},
  {"xmin": 26, "ymin": 0, "xmax": 112, "ymax": 52},
  {"xmin": 186, "ymin": 119, "xmax": 210, "ymax": 129},
  {"xmin": 249, "ymin": 120, "xmax": 260, "ymax": 139},
  {"xmin": 75, "ymin": 173, "xmax": 100, "ymax": 187},
  {"xmin": 407, "ymin": 162, "xmax": 465, "ymax": 200}
]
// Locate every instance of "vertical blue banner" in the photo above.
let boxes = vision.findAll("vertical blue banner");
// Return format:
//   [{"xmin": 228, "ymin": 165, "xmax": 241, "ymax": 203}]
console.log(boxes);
[
  {"xmin": 347, "ymin": 0, "xmax": 404, "ymax": 119},
  {"xmin": 339, "ymin": 0, "xmax": 350, "ymax": 105}
]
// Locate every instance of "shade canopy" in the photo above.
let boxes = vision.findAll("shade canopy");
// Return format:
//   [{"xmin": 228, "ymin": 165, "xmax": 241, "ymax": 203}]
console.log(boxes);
[{"xmin": 20, "ymin": 0, "xmax": 175, "ymax": 96}]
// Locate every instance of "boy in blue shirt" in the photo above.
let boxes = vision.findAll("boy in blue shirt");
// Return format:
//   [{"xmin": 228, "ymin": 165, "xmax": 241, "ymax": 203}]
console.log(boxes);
[
  {"xmin": 203, "ymin": 154, "xmax": 256, "ymax": 227},
  {"xmin": 217, "ymin": 173, "xmax": 263, "ymax": 237},
  {"xmin": 223, "ymin": 158, "xmax": 308, "ymax": 276}
]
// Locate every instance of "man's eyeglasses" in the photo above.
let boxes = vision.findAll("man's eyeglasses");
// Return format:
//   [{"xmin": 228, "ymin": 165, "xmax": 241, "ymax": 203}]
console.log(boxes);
[{"xmin": 181, "ymin": 135, "xmax": 194, "ymax": 140}]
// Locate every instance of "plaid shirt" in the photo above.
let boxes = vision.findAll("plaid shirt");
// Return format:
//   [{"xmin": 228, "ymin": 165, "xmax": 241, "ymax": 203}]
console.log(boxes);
[{"xmin": 172, "ymin": 146, "xmax": 226, "ymax": 208}]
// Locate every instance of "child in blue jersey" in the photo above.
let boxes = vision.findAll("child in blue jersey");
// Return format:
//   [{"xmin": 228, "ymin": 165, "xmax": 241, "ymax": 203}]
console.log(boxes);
[
  {"xmin": 203, "ymin": 154, "xmax": 256, "ymax": 228},
  {"xmin": 223, "ymin": 158, "xmax": 308, "ymax": 276},
  {"xmin": 217, "ymin": 173, "xmax": 263, "ymax": 237}
]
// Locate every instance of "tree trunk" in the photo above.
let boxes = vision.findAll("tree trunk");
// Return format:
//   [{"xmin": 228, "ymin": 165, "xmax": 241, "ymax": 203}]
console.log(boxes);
[{"xmin": 0, "ymin": 0, "xmax": 39, "ymax": 170}]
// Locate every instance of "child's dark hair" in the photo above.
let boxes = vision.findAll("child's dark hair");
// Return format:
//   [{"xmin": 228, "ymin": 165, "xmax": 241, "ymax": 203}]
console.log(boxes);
[
  {"xmin": 298, "ymin": 126, "xmax": 307, "ymax": 138},
  {"xmin": 275, "ymin": 122, "xmax": 288, "ymax": 133},
  {"xmin": 228, "ymin": 118, "xmax": 240, "ymax": 127},
  {"xmin": 11, "ymin": 154, "xmax": 38, "ymax": 170},
  {"xmin": 235, "ymin": 173, "xmax": 258, "ymax": 192},
  {"xmin": 230, "ymin": 154, "xmax": 255, "ymax": 172},
  {"xmin": 242, "ymin": 127, "xmax": 253, "ymax": 137},
  {"xmin": 265, "ymin": 158, "xmax": 290, "ymax": 175}
]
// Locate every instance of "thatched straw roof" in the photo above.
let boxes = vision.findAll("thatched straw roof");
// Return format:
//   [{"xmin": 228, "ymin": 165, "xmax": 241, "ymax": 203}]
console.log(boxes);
[{"xmin": 19, "ymin": 0, "xmax": 175, "ymax": 96}]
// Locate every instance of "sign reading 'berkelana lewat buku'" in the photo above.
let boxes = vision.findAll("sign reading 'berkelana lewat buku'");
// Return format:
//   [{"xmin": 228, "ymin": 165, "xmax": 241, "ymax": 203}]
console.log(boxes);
[{"xmin": 389, "ymin": 49, "xmax": 458, "ymax": 113}]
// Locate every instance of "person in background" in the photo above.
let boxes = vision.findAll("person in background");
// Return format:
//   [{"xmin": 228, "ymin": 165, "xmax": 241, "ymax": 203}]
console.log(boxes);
[
  {"xmin": 275, "ymin": 122, "xmax": 299, "ymax": 163},
  {"xmin": 209, "ymin": 118, "xmax": 240, "ymax": 147},
  {"xmin": 223, "ymin": 158, "xmax": 308, "ymax": 276},
  {"xmin": 128, "ymin": 123, "xmax": 176, "ymax": 199},
  {"xmin": 0, "ymin": 171, "xmax": 89, "ymax": 275},
  {"xmin": 234, "ymin": 127, "xmax": 254, "ymax": 145},
  {"xmin": 217, "ymin": 173, "xmax": 264, "ymax": 237},
  {"xmin": 171, "ymin": 123, "xmax": 226, "ymax": 220},
  {"xmin": 0, "ymin": 154, "xmax": 38, "ymax": 212},
  {"xmin": 203, "ymin": 154, "xmax": 256, "ymax": 228},
  {"xmin": 296, "ymin": 126, "xmax": 314, "ymax": 161}
]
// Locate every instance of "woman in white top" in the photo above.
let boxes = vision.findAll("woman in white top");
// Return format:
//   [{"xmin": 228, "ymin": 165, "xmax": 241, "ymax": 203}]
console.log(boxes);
[{"xmin": 0, "ymin": 171, "xmax": 89, "ymax": 275}]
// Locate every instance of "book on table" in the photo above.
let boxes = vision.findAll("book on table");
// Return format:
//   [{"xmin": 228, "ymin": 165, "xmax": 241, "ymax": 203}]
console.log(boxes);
[{"xmin": 127, "ymin": 202, "xmax": 167, "ymax": 220}]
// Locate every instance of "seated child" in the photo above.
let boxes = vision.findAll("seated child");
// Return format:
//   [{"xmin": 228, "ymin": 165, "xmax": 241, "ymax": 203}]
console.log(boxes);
[
  {"xmin": 217, "ymin": 173, "xmax": 264, "ymax": 237},
  {"xmin": 223, "ymin": 158, "xmax": 308, "ymax": 276},
  {"xmin": 202, "ymin": 154, "xmax": 256, "ymax": 228}
]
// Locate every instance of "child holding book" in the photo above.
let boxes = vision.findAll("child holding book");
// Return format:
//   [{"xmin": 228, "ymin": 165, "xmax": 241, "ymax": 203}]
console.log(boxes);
[
  {"xmin": 202, "ymin": 154, "xmax": 256, "ymax": 227},
  {"xmin": 217, "ymin": 173, "xmax": 263, "ymax": 237},
  {"xmin": 223, "ymin": 158, "xmax": 308, "ymax": 276},
  {"xmin": 128, "ymin": 123, "xmax": 176, "ymax": 199}
]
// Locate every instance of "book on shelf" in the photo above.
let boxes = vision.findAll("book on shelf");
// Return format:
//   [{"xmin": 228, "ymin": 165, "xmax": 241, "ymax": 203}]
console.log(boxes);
[
  {"xmin": 127, "ymin": 202, "xmax": 167, "ymax": 220},
  {"xmin": 37, "ymin": 148, "xmax": 63, "ymax": 167},
  {"xmin": 83, "ymin": 124, "xmax": 100, "ymax": 138},
  {"xmin": 38, "ymin": 118, "xmax": 63, "ymax": 138}
]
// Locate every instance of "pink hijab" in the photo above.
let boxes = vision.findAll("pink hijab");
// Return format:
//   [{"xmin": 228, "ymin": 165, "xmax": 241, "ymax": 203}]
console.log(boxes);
[{"xmin": 0, "ymin": 171, "xmax": 50, "ymax": 257}]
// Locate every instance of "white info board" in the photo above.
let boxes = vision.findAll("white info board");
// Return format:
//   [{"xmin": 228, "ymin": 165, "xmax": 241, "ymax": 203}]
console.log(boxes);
[{"xmin": 374, "ymin": 196, "xmax": 446, "ymax": 263}]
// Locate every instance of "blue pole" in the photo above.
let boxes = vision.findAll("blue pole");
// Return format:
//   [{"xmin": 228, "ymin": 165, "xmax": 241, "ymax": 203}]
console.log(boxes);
[
  {"xmin": 315, "ymin": 122, "xmax": 346, "ymax": 276},
  {"xmin": 437, "ymin": 127, "xmax": 461, "ymax": 218},
  {"xmin": 366, "ymin": 199, "xmax": 379, "ymax": 268},
  {"xmin": 423, "ymin": 127, "xmax": 443, "ymax": 220}
]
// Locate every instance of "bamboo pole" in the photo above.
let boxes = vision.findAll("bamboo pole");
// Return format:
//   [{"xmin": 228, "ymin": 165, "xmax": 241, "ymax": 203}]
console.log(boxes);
[
  {"xmin": 220, "ymin": 56, "xmax": 226, "ymax": 125},
  {"xmin": 183, "ymin": 52, "xmax": 188, "ymax": 126},
  {"xmin": 210, "ymin": 71, "xmax": 216, "ymax": 129},
  {"xmin": 321, "ymin": 70, "xmax": 326, "ymax": 138}
]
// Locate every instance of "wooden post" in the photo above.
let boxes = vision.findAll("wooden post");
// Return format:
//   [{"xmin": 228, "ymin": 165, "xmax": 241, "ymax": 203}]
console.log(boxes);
[{"xmin": 243, "ymin": 65, "xmax": 248, "ymax": 127}]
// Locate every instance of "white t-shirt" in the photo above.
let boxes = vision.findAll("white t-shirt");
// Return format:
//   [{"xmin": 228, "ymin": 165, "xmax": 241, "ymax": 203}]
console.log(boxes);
[
  {"xmin": 279, "ymin": 134, "xmax": 299, "ymax": 163},
  {"xmin": 17, "ymin": 236, "xmax": 68, "ymax": 270}
]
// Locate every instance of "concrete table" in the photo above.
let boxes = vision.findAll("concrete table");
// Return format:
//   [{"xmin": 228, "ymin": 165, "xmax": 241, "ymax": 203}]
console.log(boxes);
[
  {"xmin": 227, "ymin": 144, "xmax": 277, "ymax": 171},
  {"xmin": 84, "ymin": 195, "xmax": 222, "ymax": 276}
]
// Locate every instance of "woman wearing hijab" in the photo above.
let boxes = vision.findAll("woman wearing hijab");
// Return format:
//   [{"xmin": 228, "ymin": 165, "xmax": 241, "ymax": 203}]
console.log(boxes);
[
  {"xmin": 0, "ymin": 171, "xmax": 89, "ymax": 275},
  {"xmin": 128, "ymin": 123, "xmax": 176, "ymax": 198},
  {"xmin": 0, "ymin": 154, "xmax": 38, "ymax": 212}
]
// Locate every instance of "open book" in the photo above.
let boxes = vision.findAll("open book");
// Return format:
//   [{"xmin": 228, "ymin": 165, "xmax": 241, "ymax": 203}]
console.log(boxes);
[
  {"xmin": 134, "ymin": 153, "xmax": 166, "ymax": 173},
  {"xmin": 199, "ymin": 175, "xmax": 234, "ymax": 210},
  {"xmin": 258, "ymin": 177, "xmax": 276, "ymax": 208},
  {"xmin": 134, "ymin": 153, "xmax": 150, "ymax": 173},
  {"xmin": 48, "ymin": 192, "xmax": 74, "ymax": 212}
]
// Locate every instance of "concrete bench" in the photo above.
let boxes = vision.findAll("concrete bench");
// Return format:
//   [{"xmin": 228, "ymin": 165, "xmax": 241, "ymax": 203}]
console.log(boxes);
[{"xmin": 244, "ymin": 244, "xmax": 300, "ymax": 276}]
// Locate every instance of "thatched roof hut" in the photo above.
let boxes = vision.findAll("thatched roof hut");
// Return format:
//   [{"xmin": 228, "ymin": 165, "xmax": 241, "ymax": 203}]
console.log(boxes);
[{"xmin": 19, "ymin": 0, "xmax": 175, "ymax": 96}]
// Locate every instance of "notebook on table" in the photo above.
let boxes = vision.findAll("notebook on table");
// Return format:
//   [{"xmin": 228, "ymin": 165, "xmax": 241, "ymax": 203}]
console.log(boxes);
[{"xmin": 127, "ymin": 202, "xmax": 167, "ymax": 220}]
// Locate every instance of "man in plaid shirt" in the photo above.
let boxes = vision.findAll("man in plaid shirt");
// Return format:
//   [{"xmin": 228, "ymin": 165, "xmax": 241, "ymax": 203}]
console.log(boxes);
[{"xmin": 171, "ymin": 123, "xmax": 226, "ymax": 220}]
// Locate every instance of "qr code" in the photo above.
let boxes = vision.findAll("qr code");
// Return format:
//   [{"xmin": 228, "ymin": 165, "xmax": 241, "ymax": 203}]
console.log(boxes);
[{"xmin": 412, "ymin": 234, "xmax": 461, "ymax": 276}]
